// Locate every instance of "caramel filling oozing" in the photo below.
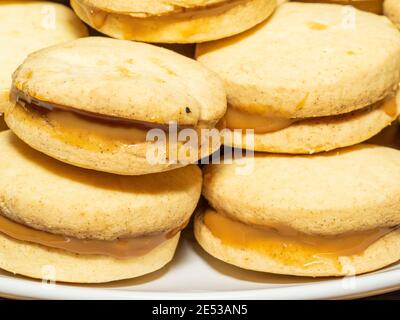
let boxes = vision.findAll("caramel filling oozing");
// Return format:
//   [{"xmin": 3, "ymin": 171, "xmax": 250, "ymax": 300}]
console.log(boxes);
[
  {"xmin": 0, "ymin": 213, "xmax": 185, "ymax": 259},
  {"xmin": 298, "ymin": 0, "xmax": 383, "ymax": 14},
  {"xmin": 11, "ymin": 101, "xmax": 150, "ymax": 152},
  {"xmin": 40, "ymin": 105, "xmax": 149, "ymax": 146},
  {"xmin": 224, "ymin": 107, "xmax": 296, "ymax": 134},
  {"xmin": 10, "ymin": 89, "xmax": 159, "ymax": 145},
  {"xmin": 15, "ymin": 101, "xmax": 218, "ymax": 159},
  {"xmin": 10, "ymin": 89, "xmax": 215, "ymax": 156},
  {"xmin": 203, "ymin": 210, "xmax": 396, "ymax": 270},
  {"xmin": 224, "ymin": 96, "xmax": 397, "ymax": 135}
]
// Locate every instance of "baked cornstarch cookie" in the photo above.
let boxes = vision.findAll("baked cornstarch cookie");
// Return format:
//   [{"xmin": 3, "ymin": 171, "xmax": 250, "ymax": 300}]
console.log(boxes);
[
  {"xmin": 0, "ymin": 131, "xmax": 201, "ymax": 283},
  {"xmin": 70, "ymin": 0, "xmax": 277, "ymax": 43},
  {"xmin": 196, "ymin": 145, "xmax": 400, "ymax": 277},
  {"xmin": 385, "ymin": 0, "xmax": 400, "ymax": 28},
  {"xmin": 196, "ymin": 2, "xmax": 400, "ymax": 154},
  {"xmin": 0, "ymin": 1, "xmax": 88, "ymax": 124},
  {"xmin": 5, "ymin": 37, "xmax": 227, "ymax": 175}
]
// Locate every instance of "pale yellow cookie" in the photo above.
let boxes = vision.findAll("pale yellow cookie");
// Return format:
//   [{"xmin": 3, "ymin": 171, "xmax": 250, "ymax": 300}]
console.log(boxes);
[
  {"xmin": 197, "ymin": 2, "xmax": 400, "ymax": 118},
  {"xmin": 202, "ymin": 145, "xmax": 400, "ymax": 236},
  {"xmin": 71, "ymin": 0, "xmax": 277, "ymax": 43},
  {"xmin": 6, "ymin": 37, "xmax": 227, "ymax": 175},
  {"xmin": 0, "ymin": 1, "xmax": 88, "ymax": 114},
  {"xmin": 0, "ymin": 131, "xmax": 201, "ymax": 240},
  {"xmin": 0, "ymin": 131, "xmax": 202, "ymax": 283},
  {"xmin": 197, "ymin": 144, "xmax": 400, "ymax": 276},
  {"xmin": 12, "ymin": 37, "xmax": 226, "ymax": 126},
  {"xmin": 196, "ymin": 2, "xmax": 400, "ymax": 153}
]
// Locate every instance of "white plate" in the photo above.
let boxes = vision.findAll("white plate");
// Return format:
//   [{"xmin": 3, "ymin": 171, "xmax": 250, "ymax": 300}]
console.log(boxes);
[{"xmin": 0, "ymin": 232, "xmax": 399, "ymax": 300}]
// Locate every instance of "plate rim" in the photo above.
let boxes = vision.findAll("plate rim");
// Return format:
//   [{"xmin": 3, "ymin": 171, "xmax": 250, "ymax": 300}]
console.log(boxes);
[{"xmin": 0, "ymin": 266, "xmax": 398, "ymax": 300}]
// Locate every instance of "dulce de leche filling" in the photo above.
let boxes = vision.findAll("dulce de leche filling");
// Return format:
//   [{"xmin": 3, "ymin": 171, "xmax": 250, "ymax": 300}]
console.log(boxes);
[
  {"xmin": 0, "ymin": 213, "xmax": 186, "ymax": 259},
  {"xmin": 203, "ymin": 209, "xmax": 397, "ymax": 270},
  {"xmin": 225, "ymin": 96, "xmax": 398, "ymax": 134},
  {"xmin": 23, "ymin": 102, "xmax": 150, "ymax": 150},
  {"xmin": 10, "ymin": 92, "xmax": 150, "ymax": 149},
  {"xmin": 10, "ymin": 88, "xmax": 215, "ymax": 154},
  {"xmin": 224, "ymin": 107, "xmax": 296, "ymax": 134}
]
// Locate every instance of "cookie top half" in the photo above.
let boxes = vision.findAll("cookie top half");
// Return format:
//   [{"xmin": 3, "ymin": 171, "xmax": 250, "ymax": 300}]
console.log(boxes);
[
  {"xmin": 203, "ymin": 144, "xmax": 400, "ymax": 236},
  {"xmin": 12, "ymin": 37, "xmax": 227, "ymax": 127},
  {"xmin": 196, "ymin": 2, "xmax": 400, "ymax": 118},
  {"xmin": 0, "ymin": 1, "xmax": 88, "ymax": 109}
]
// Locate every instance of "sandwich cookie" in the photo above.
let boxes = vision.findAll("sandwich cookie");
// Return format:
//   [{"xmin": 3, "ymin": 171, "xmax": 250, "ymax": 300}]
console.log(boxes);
[
  {"xmin": 384, "ymin": 0, "xmax": 400, "ymax": 29},
  {"xmin": 5, "ymin": 37, "xmax": 227, "ymax": 175},
  {"xmin": 70, "ymin": 0, "xmax": 277, "ymax": 43},
  {"xmin": 196, "ymin": 2, "xmax": 400, "ymax": 154},
  {"xmin": 196, "ymin": 145, "xmax": 400, "ymax": 277},
  {"xmin": 0, "ymin": 131, "xmax": 202, "ymax": 283},
  {"xmin": 0, "ymin": 1, "xmax": 88, "ymax": 127}
]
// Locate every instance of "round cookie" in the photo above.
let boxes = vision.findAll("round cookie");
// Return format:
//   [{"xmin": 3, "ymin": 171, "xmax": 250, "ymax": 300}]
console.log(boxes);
[
  {"xmin": 196, "ymin": 144, "xmax": 400, "ymax": 276},
  {"xmin": 197, "ymin": 2, "xmax": 400, "ymax": 118},
  {"xmin": 0, "ymin": 1, "xmax": 88, "ymax": 116},
  {"xmin": 71, "ymin": 0, "xmax": 277, "ymax": 43},
  {"xmin": 196, "ymin": 2, "xmax": 400, "ymax": 153},
  {"xmin": 384, "ymin": 0, "xmax": 400, "ymax": 29},
  {"xmin": 5, "ymin": 37, "xmax": 227, "ymax": 175},
  {"xmin": 0, "ymin": 130, "xmax": 202, "ymax": 282}
]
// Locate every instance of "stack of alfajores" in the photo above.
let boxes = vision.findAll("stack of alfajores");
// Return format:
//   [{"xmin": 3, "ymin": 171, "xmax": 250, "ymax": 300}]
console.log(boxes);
[
  {"xmin": 194, "ymin": 2, "xmax": 400, "ymax": 277},
  {"xmin": 0, "ymin": 0, "xmax": 400, "ymax": 283}
]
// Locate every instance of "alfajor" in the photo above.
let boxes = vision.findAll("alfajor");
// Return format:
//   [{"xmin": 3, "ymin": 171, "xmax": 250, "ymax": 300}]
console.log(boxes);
[
  {"xmin": 196, "ymin": 2, "xmax": 400, "ymax": 154},
  {"xmin": 0, "ymin": 131, "xmax": 201, "ymax": 283},
  {"xmin": 0, "ymin": 1, "xmax": 88, "ymax": 127},
  {"xmin": 70, "ymin": 0, "xmax": 277, "ymax": 43},
  {"xmin": 5, "ymin": 37, "xmax": 227, "ymax": 175},
  {"xmin": 196, "ymin": 145, "xmax": 400, "ymax": 277},
  {"xmin": 384, "ymin": 0, "xmax": 400, "ymax": 29}
]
